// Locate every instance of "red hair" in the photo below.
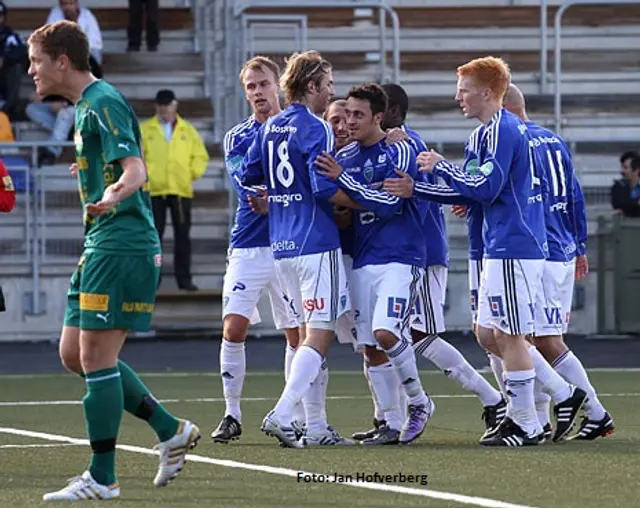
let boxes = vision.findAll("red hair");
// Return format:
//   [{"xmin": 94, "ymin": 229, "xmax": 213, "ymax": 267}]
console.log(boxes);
[{"xmin": 457, "ymin": 56, "xmax": 511, "ymax": 101}]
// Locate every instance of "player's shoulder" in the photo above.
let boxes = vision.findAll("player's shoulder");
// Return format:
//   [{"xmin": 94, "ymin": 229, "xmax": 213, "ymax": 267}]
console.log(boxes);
[
  {"xmin": 86, "ymin": 80, "xmax": 127, "ymax": 109},
  {"xmin": 336, "ymin": 141, "xmax": 359, "ymax": 161},
  {"xmin": 386, "ymin": 139, "xmax": 415, "ymax": 171},
  {"xmin": 224, "ymin": 116, "xmax": 257, "ymax": 152},
  {"xmin": 402, "ymin": 125, "xmax": 428, "ymax": 151}
]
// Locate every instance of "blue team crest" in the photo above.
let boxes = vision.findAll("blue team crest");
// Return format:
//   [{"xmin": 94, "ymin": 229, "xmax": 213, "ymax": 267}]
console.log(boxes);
[
  {"xmin": 226, "ymin": 155, "xmax": 243, "ymax": 174},
  {"xmin": 363, "ymin": 159, "xmax": 374, "ymax": 182},
  {"xmin": 479, "ymin": 161, "xmax": 494, "ymax": 176},
  {"xmin": 464, "ymin": 158, "xmax": 479, "ymax": 175}
]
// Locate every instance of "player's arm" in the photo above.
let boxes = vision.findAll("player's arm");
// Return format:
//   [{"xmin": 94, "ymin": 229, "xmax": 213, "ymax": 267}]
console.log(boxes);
[
  {"xmin": 413, "ymin": 178, "xmax": 468, "ymax": 205},
  {"xmin": 237, "ymin": 128, "xmax": 266, "ymax": 187},
  {"xmin": 567, "ymin": 169, "xmax": 587, "ymax": 257},
  {"xmin": 424, "ymin": 124, "xmax": 513, "ymax": 203},
  {"xmin": 224, "ymin": 130, "xmax": 262, "ymax": 197}
]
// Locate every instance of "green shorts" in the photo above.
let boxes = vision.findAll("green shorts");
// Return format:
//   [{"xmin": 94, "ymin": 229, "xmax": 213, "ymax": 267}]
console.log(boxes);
[{"xmin": 64, "ymin": 250, "xmax": 162, "ymax": 331}]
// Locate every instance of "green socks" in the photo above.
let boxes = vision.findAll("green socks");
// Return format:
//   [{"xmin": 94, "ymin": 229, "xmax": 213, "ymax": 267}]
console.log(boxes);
[
  {"xmin": 83, "ymin": 367, "xmax": 123, "ymax": 486},
  {"xmin": 118, "ymin": 360, "xmax": 180, "ymax": 442}
]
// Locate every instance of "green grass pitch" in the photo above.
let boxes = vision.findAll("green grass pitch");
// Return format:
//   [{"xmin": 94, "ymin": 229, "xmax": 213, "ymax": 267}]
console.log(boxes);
[{"xmin": 0, "ymin": 370, "xmax": 638, "ymax": 507}]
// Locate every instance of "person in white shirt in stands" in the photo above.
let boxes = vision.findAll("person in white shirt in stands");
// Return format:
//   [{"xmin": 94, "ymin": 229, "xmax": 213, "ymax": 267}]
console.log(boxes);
[{"xmin": 46, "ymin": 0, "xmax": 103, "ymax": 64}]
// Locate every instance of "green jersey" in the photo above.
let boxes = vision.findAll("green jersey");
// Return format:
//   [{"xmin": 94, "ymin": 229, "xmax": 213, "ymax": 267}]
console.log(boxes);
[{"xmin": 74, "ymin": 80, "xmax": 160, "ymax": 254}]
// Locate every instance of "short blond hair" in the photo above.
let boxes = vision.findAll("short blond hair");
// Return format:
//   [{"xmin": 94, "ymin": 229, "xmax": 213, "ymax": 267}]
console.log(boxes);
[
  {"xmin": 239, "ymin": 56, "xmax": 280, "ymax": 85},
  {"xmin": 324, "ymin": 98, "xmax": 346, "ymax": 120},
  {"xmin": 457, "ymin": 56, "xmax": 511, "ymax": 101},
  {"xmin": 279, "ymin": 50, "xmax": 331, "ymax": 105}
]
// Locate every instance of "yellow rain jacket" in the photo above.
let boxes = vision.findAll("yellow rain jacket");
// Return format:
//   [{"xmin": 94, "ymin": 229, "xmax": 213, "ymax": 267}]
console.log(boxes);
[{"xmin": 141, "ymin": 115, "xmax": 209, "ymax": 198}]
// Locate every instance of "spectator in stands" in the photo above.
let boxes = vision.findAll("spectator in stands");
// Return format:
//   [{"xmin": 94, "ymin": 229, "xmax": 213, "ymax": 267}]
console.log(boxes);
[
  {"xmin": 25, "ymin": 94, "xmax": 75, "ymax": 165},
  {"xmin": 0, "ymin": 158, "xmax": 15, "ymax": 212},
  {"xmin": 0, "ymin": 2, "xmax": 26, "ymax": 121},
  {"xmin": 611, "ymin": 150, "xmax": 640, "ymax": 218},
  {"xmin": 127, "ymin": 0, "xmax": 159, "ymax": 52},
  {"xmin": 141, "ymin": 89, "xmax": 209, "ymax": 291},
  {"xmin": 47, "ymin": 1, "xmax": 103, "ymax": 64}
]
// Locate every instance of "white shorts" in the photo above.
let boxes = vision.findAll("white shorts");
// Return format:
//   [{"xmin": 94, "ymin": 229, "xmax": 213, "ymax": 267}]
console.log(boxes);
[
  {"xmin": 477, "ymin": 258, "xmax": 544, "ymax": 336},
  {"xmin": 222, "ymin": 247, "xmax": 298, "ymax": 329},
  {"xmin": 468, "ymin": 259, "xmax": 483, "ymax": 323},
  {"xmin": 353, "ymin": 263, "xmax": 422, "ymax": 349},
  {"xmin": 411, "ymin": 265, "xmax": 447, "ymax": 335},
  {"xmin": 335, "ymin": 254, "xmax": 357, "ymax": 345},
  {"xmin": 275, "ymin": 248, "xmax": 350, "ymax": 328},
  {"xmin": 534, "ymin": 259, "xmax": 576, "ymax": 336}
]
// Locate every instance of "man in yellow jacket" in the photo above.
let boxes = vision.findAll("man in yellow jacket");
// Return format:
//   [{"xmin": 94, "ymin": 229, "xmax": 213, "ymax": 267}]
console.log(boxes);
[{"xmin": 141, "ymin": 89, "xmax": 209, "ymax": 291}]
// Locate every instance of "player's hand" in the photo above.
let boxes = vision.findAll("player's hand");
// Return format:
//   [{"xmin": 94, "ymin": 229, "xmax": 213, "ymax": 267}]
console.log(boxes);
[
  {"xmin": 333, "ymin": 205, "xmax": 352, "ymax": 230},
  {"xmin": 417, "ymin": 149, "xmax": 444, "ymax": 173},
  {"xmin": 451, "ymin": 205, "xmax": 467, "ymax": 218},
  {"xmin": 315, "ymin": 152, "xmax": 343, "ymax": 180},
  {"xmin": 85, "ymin": 182, "xmax": 124, "ymax": 216},
  {"xmin": 385, "ymin": 128, "xmax": 410, "ymax": 145},
  {"xmin": 575, "ymin": 254, "xmax": 589, "ymax": 280},
  {"xmin": 383, "ymin": 169, "xmax": 414, "ymax": 198},
  {"xmin": 248, "ymin": 189, "xmax": 268, "ymax": 216},
  {"xmin": 69, "ymin": 163, "xmax": 79, "ymax": 179}
]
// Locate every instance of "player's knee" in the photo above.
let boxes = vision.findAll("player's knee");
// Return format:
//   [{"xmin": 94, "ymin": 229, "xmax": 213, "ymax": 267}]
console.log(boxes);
[
  {"xmin": 533, "ymin": 334, "xmax": 567, "ymax": 363},
  {"xmin": 364, "ymin": 346, "xmax": 388, "ymax": 366},
  {"xmin": 59, "ymin": 348, "xmax": 82, "ymax": 375},
  {"xmin": 475, "ymin": 325, "xmax": 499, "ymax": 355},
  {"xmin": 374, "ymin": 329, "xmax": 398, "ymax": 350},
  {"xmin": 223, "ymin": 314, "xmax": 249, "ymax": 343}
]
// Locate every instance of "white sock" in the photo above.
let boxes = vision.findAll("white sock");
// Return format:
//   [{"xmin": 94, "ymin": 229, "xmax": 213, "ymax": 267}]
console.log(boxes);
[
  {"xmin": 384, "ymin": 338, "xmax": 427, "ymax": 407},
  {"xmin": 303, "ymin": 359, "xmax": 329, "ymax": 435},
  {"xmin": 284, "ymin": 344, "xmax": 306, "ymax": 425},
  {"xmin": 284, "ymin": 343, "xmax": 296, "ymax": 381},
  {"xmin": 553, "ymin": 350, "xmax": 606, "ymax": 421},
  {"xmin": 504, "ymin": 369, "xmax": 540, "ymax": 436},
  {"xmin": 220, "ymin": 339, "xmax": 246, "ymax": 422},
  {"xmin": 364, "ymin": 360, "xmax": 385, "ymax": 421},
  {"xmin": 488, "ymin": 352, "xmax": 508, "ymax": 398},
  {"xmin": 534, "ymin": 380, "xmax": 551, "ymax": 427},
  {"xmin": 528, "ymin": 346, "xmax": 572, "ymax": 404},
  {"xmin": 367, "ymin": 362, "xmax": 404, "ymax": 431},
  {"xmin": 416, "ymin": 336, "xmax": 502, "ymax": 407},
  {"xmin": 273, "ymin": 345, "xmax": 323, "ymax": 423},
  {"xmin": 397, "ymin": 378, "xmax": 408, "ymax": 422}
]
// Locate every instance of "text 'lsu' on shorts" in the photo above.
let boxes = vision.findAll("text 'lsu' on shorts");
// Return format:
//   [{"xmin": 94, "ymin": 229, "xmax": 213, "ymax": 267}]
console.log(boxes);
[
  {"xmin": 274, "ymin": 248, "xmax": 350, "ymax": 331},
  {"xmin": 64, "ymin": 249, "xmax": 161, "ymax": 331}
]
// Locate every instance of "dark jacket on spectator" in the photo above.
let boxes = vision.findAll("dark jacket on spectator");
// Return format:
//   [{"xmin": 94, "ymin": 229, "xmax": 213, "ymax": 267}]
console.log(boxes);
[
  {"xmin": 611, "ymin": 179, "xmax": 640, "ymax": 217},
  {"xmin": 0, "ymin": 25, "xmax": 26, "ymax": 65}
]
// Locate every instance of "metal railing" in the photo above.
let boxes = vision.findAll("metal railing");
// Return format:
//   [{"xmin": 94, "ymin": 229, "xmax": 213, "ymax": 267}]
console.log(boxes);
[
  {"xmin": 197, "ymin": 0, "xmax": 401, "ymax": 143},
  {"xmin": 0, "ymin": 141, "xmax": 75, "ymax": 316},
  {"xmin": 552, "ymin": 0, "xmax": 640, "ymax": 135}
]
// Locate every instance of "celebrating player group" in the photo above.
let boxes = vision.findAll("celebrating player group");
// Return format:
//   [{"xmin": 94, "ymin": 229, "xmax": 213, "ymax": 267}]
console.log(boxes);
[
  {"xmin": 218, "ymin": 50, "xmax": 615, "ymax": 450},
  {"xmin": 27, "ymin": 17, "xmax": 614, "ymax": 503}
]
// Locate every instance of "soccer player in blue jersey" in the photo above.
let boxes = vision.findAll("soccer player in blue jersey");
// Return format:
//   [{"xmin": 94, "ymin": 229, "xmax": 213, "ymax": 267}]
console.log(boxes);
[
  {"xmin": 417, "ymin": 57, "xmax": 587, "ymax": 446},
  {"xmin": 344, "ymin": 83, "xmax": 505, "ymax": 444},
  {"xmin": 325, "ymin": 99, "xmax": 358, "ymax": 348},
  {"xmin": 238, "ymin": 51, "xmax": 356, "ymax": 448},
  {"xmin": 316, "ymin": 83, "xmax": 435, "ymax": 445},
  {"xmin": 503, "ymin": 84, "xmax": 614, "ymax": 440},
  {"xmin": 212, "ymin": 56, "xmax": 301, "ymax": 444}
]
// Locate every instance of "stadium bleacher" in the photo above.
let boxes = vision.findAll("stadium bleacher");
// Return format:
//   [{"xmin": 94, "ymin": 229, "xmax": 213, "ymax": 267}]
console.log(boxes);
[{"xmin": 1, "ymin": 0, "xmax": 637, "ymax": 339}]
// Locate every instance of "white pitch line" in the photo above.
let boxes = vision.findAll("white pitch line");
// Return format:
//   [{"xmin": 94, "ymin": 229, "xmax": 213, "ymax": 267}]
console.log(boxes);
[
  {"xmin": 0, "ymin": 392, "xmax": 638, "ymax": 408},
  {"xmin": 0, "ymin": 443, "xmax": 83, "ymax": 449},
  {"xmin": 1, "ymin": 366, "xmax": 639, "ymax": 380},
  {"xmin": 0, "ymin": 426, "xmax": 536, "ymax": 508}
]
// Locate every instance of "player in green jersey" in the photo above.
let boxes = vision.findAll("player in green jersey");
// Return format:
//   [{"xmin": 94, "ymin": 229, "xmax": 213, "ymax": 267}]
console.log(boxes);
[{"xmin": 27, "ymin": 20, "xmax": 201, "ymax": 502}]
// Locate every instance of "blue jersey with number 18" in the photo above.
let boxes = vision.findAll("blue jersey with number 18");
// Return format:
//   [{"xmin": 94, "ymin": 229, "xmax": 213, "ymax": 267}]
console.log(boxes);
[{"xmin": 238, "ymin": 103, "xmax": 340, "ymax": 259}]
